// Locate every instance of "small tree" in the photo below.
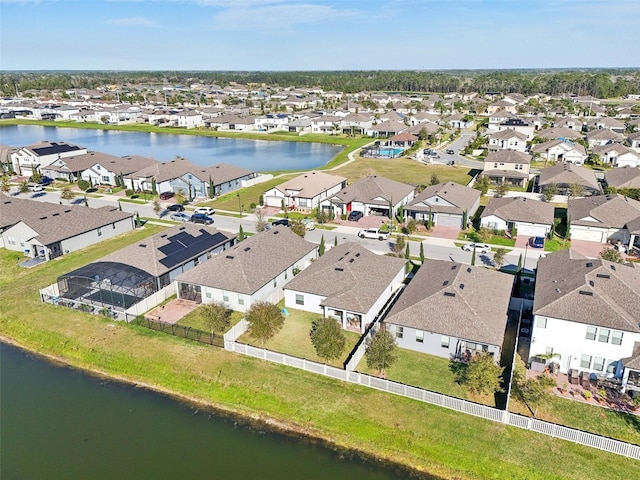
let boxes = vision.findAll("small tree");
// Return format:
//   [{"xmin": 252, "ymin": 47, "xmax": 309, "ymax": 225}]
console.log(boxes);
[
  {"xmin": 568, "ymin": 183, "xmax": 584, "ymax": 199},
  {"xmin": 238, "ymin": 225, "xmax": 245, "ymax": 242},
  {"xmin": 511, "ymin": 354, "xmax": 555, "ymax": 416},
  {"xmin": 406, "ymin": 218, "xmax": 417, "ymax": 234},
  {"xmin": 542, "ymin": 183, "xmax": 558, "ymax": 202},
  {"xmin": 200, "ymin": 302, "xmax": 232, "ymax": 336},
  {"xmin": 318, "ymin": 235, "xmax": 326, "ymax": 256},
  {"xmin": 462, "ymin": 352, "xmax": 504, "ymax": 396},
  {"xmin": 255, "ymin": 208, "xmax": 268, "ymax": 232},
  {"xmin": 495, "ymin": 183, "xmax": 509, "ymax": 198},
  {"xmin": 470, "ymin": 246, "xmax": 476, "ymax": 266},
  {"xmin": 152, "ymin": 199, "xmax": 161, "ymax": 217},
  {"xmin": 474, "ymin": 175, "xmax": 490, "ymax": 195},
  {"xmin": 77, "ymin": 179, "xmax": 91, "ymax": 192},
  {"xmin": 19, "ymin": 180, "xmax": 29, "ymax": 194},
  {"xmin": 393, "ymin": 234, "xmax": 406, "ymax": 257},
  {"xmin": 493, "ymin": 248, "xmax": 507, "ymax": 268},
  {"xmin": 333, "ymin": 236, "xmax": 338, "ymax": 247},
  {"xmin": 419, "ymin": 242, "xmax": 425, "ymax": 264},
  {"xmin": 289, "ymin": 219, "xmax": 306, "ymax": 237},
  {"xmin": 429, "ymin": 172, "xmax": 440, "ymax": 186},
  {"xmin": 246, "ymin": 301, "xmax": 285, "ymax": 346},
  {"xmin": 600, "ymin": 247, "xmax": 623, "ymax": 263},
  {"xmin": 0, "ymin": 176, "xmax": 10, "ymax": 194},
  {"xmin": 310, "ymin": 317, "xmax": 346, "ymax": 362},
  {"xmin": 175, "ymin": 189, "xmax": 186, "ymax": 205},
  {"xmin": 477, "ymin": 227, "xmax": 493, "ymax": 243},
  {"xmin": 365, "ymin": 327, "xmax": 398, "ymax": 377},
  {"xmin": 60, "ymin": 186, "xmax": 75, "ymax": 204}
]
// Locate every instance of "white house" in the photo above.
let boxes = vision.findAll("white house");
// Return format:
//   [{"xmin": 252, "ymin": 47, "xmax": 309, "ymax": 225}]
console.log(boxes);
[
  {"xmin": 531, "ymin": 139, "xmax": 588, "ymax": 165},
  {"xmin": 481, "ymin": 196, "xmax": 555, "ymax": 237},
  {"xmin": 263, "ymin": 171, "xmax": 346, "ymax": 210},
  {"xmin": 175, "ymin": 227, "xmax": 317, "ymax": 313},
  {"xmin": 177, "ymin": 112, "xmax": 204, "ymax": 129},
  {"xmin": 284, "ymin": 243, "xmax": 406, "ymax": 333},
  {"xmin": 405, "ymin": 182, "xmax": 480, "ymax": 228},
  {"xmin": 530, "ymin": 250, "xmax": 640, "ymax": 392},
  {"xmin": 10, "ymin": 140, "xmax": 87, "ymax": 176},
  {"xmin": 568, "ymin": 194, "xmax": 640, "ymax": 246},
  {"xmin": 592, "ymin": 143, "xmax": 640, "ymax": 168},
  {"xmin": 488, "ymin": 130, "xmax": 528, "ymax": 153}
]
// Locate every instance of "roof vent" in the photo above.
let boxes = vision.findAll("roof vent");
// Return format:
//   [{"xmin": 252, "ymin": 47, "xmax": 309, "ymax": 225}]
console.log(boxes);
[
  {"xmin": 460, "ymin": 283, "xmax": 465, "ymax": 290},
  {"xmin": 586, "ymin": 262, "xmax": 593, "ymax": 268},
  {"xmin": 579, "ymin": 290, "xmax": 593, "ymax": 296},
  {"xmin": 610, "ymin": 265, "xmax": 616, "ymax": 271},
  {"xmin": 39, "ymin": 216, "xmax": 47, "ymax": 220},
  {"xmin": 179, "ymin": 227, "xmax": 185, "ymax": 231},
  {"xmin": 555, "ymin": 288, "xmax": 561, "ymax": 293},
  {"xmin": 335, "ymin": 267, "xmax": 344, "ymax": 272},
  {"xmin": 444, "ymin": 291, "xmax": 456, "ymax": 297},
  {"xmin": 161, "ymin": 234, "xmax": 168, "ymax": 238},
  {"xmin": 596, "ymin": 273, "xmax": 610, "ymax": 279},
  {"xmin": 244, "ymin": 247, "xmax": 251, "ymax": 252},
  {"xmin": 349, "ymin": 258, "xmax": 355, "ymax": 263},
  {"xmin": 589, "ymin": 280, "xmax": 595, "ymax": 287},
  {"xmin": 466, "ymin": 267, "xmax": 471, "ymax": 273},
  {"xmin": 451, "ymin": 265, "xmax": 457, "ymax": 270},
  {"xmin": 225, "ymin": 255, "xmax": 234, "ymax": 259},
  {"xmin": 443, "ymin": 280, "xmax": 449, "ymax": 286},
  {"xmin": 139, "ymin": 244, "xmax": 147, "ymax": 248},
  {"xmin": 52, "ymin": 213, "xmax": 59, "ymax": 216},
  {"xmin": 355, "ymin": 253, "xmax": 361, "ymax": 257},
  {"xmin": 273, "ymin": 230, "xmax": 279, "ymax": 235}
]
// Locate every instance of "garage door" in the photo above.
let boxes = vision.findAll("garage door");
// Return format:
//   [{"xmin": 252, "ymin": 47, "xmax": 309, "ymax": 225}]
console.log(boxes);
[
  {"xmin": 517, "ymin": 224, "xmax": 548, "ymax": 237},
  {"xmin": 436, "ymin": 214, "xmax": 462, "ymax": 228},
  {"xmin": 571, "ymin": 227, "xmax": 605, "ymax": 242}
]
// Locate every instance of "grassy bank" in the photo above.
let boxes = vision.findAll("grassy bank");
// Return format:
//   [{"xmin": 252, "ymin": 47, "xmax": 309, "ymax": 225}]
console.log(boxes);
[{"xmin": 1, "ymin": 233, "xmax": 640, "ymax": 479}]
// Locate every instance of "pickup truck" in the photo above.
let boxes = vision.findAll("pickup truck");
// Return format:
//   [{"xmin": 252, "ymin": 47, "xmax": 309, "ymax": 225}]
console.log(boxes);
[{"xmin": 357, "ymin": 228, "xmax": 389, "ymax": 241}]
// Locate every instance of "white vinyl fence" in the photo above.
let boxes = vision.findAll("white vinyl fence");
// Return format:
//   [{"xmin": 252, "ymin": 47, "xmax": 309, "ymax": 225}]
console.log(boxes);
[{"xmin": 224, "ymin": 331, "xmax": 640, "ymax": 460}]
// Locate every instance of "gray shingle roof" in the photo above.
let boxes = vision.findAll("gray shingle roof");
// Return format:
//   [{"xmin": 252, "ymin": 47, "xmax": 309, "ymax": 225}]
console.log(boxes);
[
  {"xmin": 328, "ymin": 176, "xmax": 415, "ymax": 207},
  {"xmin": 129, "ymin": 157, "xmax": 254, "ymax": 185},
  {"xmin": 604, "ymin": 167, "xmax": 640, "ymax": 189},
  {"xmin": 274, "ymin": 171, "xmax": 346, "ymax": 199},
  {"xmin": 538, "ymin": 163, "xmax": 600, "ymax": 191},
  {"xmin": 407, "ymin": 182, "xmax": 480, "ymax": 215},
  {"xmin": 484, "ymin": 150, "xmax": 532, "ymax": 164},
  {"xmin": 481, "ymin": 196, "xmax": 555, "ymax": 225},
  {"xmin": 533, "ymin": 249, "xmax": 640, "ymax": 332},
  {"xmin": 175, "ymin": 226, "xmax": 317, "ymax": 295},
  {"xmin": 384, "ymin": 259, "xmax": 513, "ymax": 346},
  {"xmin": 284, "ymin": 242, "xmax": 406, "ymax": 314},
  {"xmin": 569, "ymin": 194, "xmax": 640, "ymax": 228}
]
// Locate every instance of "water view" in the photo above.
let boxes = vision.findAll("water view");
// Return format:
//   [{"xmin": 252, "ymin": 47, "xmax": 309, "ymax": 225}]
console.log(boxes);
[
  {"xmin": 0, "ymin": 125, "xmax": 342, "ymax": 172},
  {"xmin": 0, "ymin": 343, "xmax": 413, "ymax": 480}
]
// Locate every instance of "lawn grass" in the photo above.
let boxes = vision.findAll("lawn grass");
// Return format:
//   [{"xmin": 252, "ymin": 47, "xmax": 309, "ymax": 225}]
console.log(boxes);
[
  {"xmin": 2, "ymin": 226, "xmax": 640, "ymax": 478},
  {"xmin": 458, "ymin": 230, "xmax": 516, "ymax": 247},
  {"xmin": 210, "ymin": 174, "xmax": 295, "ymax": 212},
  {"xmin": 544, "ymin": 235, "xmax": 571, "ymax": 252},
  {"xmin": 118, "ymin": 198, "xmax": 148, "ymax": 205},
  {"xmin": 237, "ymin": 305, "xmax": 362, "ymax": 369},
  {"xmin": 177, "ymin": 305, "xmax": 244, "ymax": 334}
]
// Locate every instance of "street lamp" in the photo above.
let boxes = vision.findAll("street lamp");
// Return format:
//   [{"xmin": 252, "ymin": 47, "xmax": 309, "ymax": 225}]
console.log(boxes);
[{"xmin": 237, "ymin": 193, "xmax": 241, "ymax": 216}]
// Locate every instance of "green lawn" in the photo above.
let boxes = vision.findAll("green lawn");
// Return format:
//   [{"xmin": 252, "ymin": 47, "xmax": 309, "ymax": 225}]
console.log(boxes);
[
  {"xmin": 458, "ymin": 230, "xmax": 516, "ymax": 247},
  {"xmin": 544, "ymin": 236, "xmax": 571, "ymax": 252},
  {"xmin": 2, "ymin": 203, "xmax": 640, "ymax": 478},
  {"xmin": 177, "ymin": 305, "xmax": 244, "ymax": 334},
  {"xmin": 238, "ymin": 305, "xmax": 363, "ymax": 368},
  {"xmin": 210, "ymin": 175, "xmax": 295, "ymax": 212}
]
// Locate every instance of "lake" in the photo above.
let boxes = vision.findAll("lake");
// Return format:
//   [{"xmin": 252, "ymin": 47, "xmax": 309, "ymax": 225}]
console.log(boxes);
[
  {"xmin": 0, "ymin": 125, "xmax": 342, "ymax": 172},
  {"xmin": 0, "ymin": 343, "xmax": 415, "ymax": 480}
]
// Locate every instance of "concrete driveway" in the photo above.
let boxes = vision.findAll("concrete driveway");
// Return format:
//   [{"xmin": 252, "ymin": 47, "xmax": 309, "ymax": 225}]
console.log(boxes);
[{"xmin": 430, "ymin": 226, "xmax": 460, "ymax": 240}]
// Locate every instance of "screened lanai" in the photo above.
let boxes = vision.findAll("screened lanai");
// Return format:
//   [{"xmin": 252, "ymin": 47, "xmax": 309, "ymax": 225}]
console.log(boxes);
[{"xmin": 57, "ymin": 261, "xmax": 156, "ymax": 310}]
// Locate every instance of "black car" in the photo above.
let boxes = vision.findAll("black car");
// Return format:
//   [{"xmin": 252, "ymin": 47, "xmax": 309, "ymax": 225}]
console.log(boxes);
[
  {"xmin": 347, "ymin": 211, "xmax": 363, "ymax": 222},
  {"xmin": 190, "ymin": 213, "xmax": 214, "ymax": 225},
  {"xmin": 159, "ymin": 192, "xmax": 175, "ymax": 200},
  {"xmin": 271, "ymin": 218, "xmax": 290, "ymax": 227},
  {"xmin": 167, "ymin": 204, "xmax": 185, "ymax": 212},
  {"xmin": 445, "ymin": 149, "xmax": 455, "ymax": 155}
]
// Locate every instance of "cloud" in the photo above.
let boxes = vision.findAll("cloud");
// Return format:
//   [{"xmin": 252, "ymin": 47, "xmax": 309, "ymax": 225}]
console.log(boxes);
[{"xmin": 105, "ymin": 16, "xmax": 160, "ymax": 28}]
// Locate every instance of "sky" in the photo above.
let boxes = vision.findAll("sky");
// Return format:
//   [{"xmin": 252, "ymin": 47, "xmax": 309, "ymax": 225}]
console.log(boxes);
[{"xmin": 1, "ymin": 0, "xmax": 639, "ymax": 71}]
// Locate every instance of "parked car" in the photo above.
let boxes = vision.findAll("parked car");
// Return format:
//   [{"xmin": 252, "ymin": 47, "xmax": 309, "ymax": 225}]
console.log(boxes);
[
  {"xmin": 28, "ymin": 184, "xmax": 44, "ymax": 192},
  {"xmin": 303, "ymin": 220, "xmax": 316, "ymax": 231},
  {"xmin": 193, "ymin": 206, "xmax": 215, "ymax": 215},
  {"xmin": 358, "ymin": 228, "xmax": 389, "ymax": 241},
  {"xmin": 170, "ymin": 212, "xmax": 191, "ymax": 222},
  {"xmin": 190, "ymin": 213, "xmax": 214, "ymax": 225},
  {"xmin": 445, "ymin": 149, "xmax": 455, "ymax": 155},
  {"xmin": 159, "ymin": 192, "xmax": 175, "ymax": 200},
  {"xmin": 29, "ymin": 176, "xmax": 54, "ymax": 185},
  {"xmin": 166, "ymin": 204, "xmax": 185, "ymax": 212},
  {"xmin": 461, "ymin": 243, "xmax": 491, "ymax": 253},
  {"xmin": 271, "ymin": 218, "xmax": 290, "ymax": 227},
  {"xmin": 446, "ymin": 159, "xmax": 456, "ymax": 166},
  {"xmin": 347, "ymin": 211, "xmax": 364, "ymax": 222},
  {"xmin": 529, "ymin": 236, "xmax": 545, "ymax": 248}
]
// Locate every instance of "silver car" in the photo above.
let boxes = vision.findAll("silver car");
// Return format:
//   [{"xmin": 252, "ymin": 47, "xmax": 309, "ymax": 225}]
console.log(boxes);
[
  {"xmin": 170, "ymin": 212, "xmax": 191, "ymax": 222},
  {"xmin": 461, "ymin": 243, "xmax": 491, "ymax": 253}
]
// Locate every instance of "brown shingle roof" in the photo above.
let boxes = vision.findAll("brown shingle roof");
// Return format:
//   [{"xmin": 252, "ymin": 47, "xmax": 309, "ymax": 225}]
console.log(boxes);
[
  {"xmin": 481, "ymin": 196, "xmax": 555, "ymax": 225},
  {"xmin": 538, "ymin": 163, "xmax": 600, "ymax": 191},
  {"xmin": 384, "ymin": 260, "xmax": 513, "ymax": 346},
  {"xmin": 569, "ymin": 194, "xmax": 640, "ymax": 228},
  {"xmin": 175, "ymin": 226, "xmax": 317, "ymax": 295},
  {"xmin": 328, "ymin": 176, "xmax": 415, "ymax": 207},
  {"xmin": 484, "ymin": 150, "xmax": 532, "ymax": 164},
  {"xmin": 533, "ymin": 249, "xmax": 640, "ymax": 332},
  {"xmin": 274, "ymin": 171, "xmax": 346, "ymax": 199},
  {"xmin": 129, "ymin": 157, "xmax": 254, "ymax": 185},
  {"xmin": 604, "ymin": 167, "xmax": 640, "ymax": 189},
  {"xmin": 284, "ymin": 243, "xmax": 406, "ymax": 314},
  {"xmin": 407, "ymin": 182, "xmax": 480, "ymax": 215}
]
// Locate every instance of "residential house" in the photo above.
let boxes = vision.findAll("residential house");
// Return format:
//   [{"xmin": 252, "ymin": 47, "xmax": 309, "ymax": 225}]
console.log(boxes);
[
  {"xmin": 383, "ymin": 259, "xmax": 513, "ymax": 360},
  {"xmin": 310, "ymin": 115, "xmax": 344, "ymax": 134},
  {"xmin": 255, "ymin": 113, "xmax": 290, "ymax": 132},
  {"xmin": 592, "ymin": 143, "xmax": 640, "ymax": 168},
  {"xmin": 11, "ymin": 140, "xmax": 87, "ymax": 176},
  {"xmin": 628, "ymin": 131, "xmax": 640, "ymax": 149},
  {"xmin": 175, "ymin": 226, "xmax": 317, "ymax": 312},
  {"xmin": 480, "ymin": 196, "xmax": 555, "ymax": 237},
  {"xmin": 340, "ymin": 113, "xmax": 374, "ymax": 135},
  {"xmin": 568, "ymin": 194, "xmax": 640, "ymax": 247},
  {"xmin": 284, "ymin": 243, "xmax": 406, "ymax": 333},
  {"xmin": 604, "ymin": 166, "xmax": 640, "ymax": 190},
  {"xmin": 487, "ymin": 110, "xmax": 515, "ymax": 131},
  {"xmin": 487, "ymin": 129, "xmax": 528, "ymax": 153},
  {"xmin": 127, "ymin": 157, "xmax": 256, "ymax": 199},
  {"xmin": 531, "ymin": 139, "xmax": 588, "ymax": 165},
  {"xmin": 321, "ymin": 175, "xmax": 415, "ymax": 219},
  {"xmin": 530, "ymin": 249, "xmax": 640, "ymax": 393},
  {"xmin": 482, "ymin": 150, "xmax": 531, "ymax": 187},
  {"xmin": 81, "ymin": 154, "xmax": 159, "ymax": 186},
  {"xmin": 365, "ymin": 120, "xmax": 408, "ymax": 138},
  {"xmin": 537, "ymin": 163, "xmax": 601, "ymax": 196},
  {"xmin": 177, "ymin": 111, "xmax": 204, "ymax": 129},
  {"xmin": 496, "ymin": 118, "xmax": 535, "ymax": 139},
  {"xmin": 586, "ymin": 128, "xmax": 625, "ymax": 148},
  {"xmin": 588, "ymin": 117, "xmax": 626, "ymax": 134},
  {"xmin": 387, "ymin": 132, "xmax": 418, "ymax": 148},
  {"xmin": 41, "ymin": 151, "xmax": 120, "ymax": 182},
  {"xmin": 406, "ymin": 182, "xmax": 480, "ymax": 228},
  {"xmin": 0, "ymin": 196, "xmax": 134, "ymax": 260},
  {"xmin": 553, "ymin": 116, "xmax": 584, "ymax": 131},
  {"xmin": 535, "ymin": 126, "xmax": 583, "ymax": 141},
  {"xmin": 263, "ymin": 171, "xmax": 347, "ymax": 210},
  {"xmin": 487, "ymin": 101, "xmax": 517, "ymax": 115},
  {"xmin": 445, "ymin": 113, "xmax": 473, "ymax": 129}
]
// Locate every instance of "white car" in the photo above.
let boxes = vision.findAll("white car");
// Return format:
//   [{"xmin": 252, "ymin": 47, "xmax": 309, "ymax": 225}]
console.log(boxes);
[
  {"xmin": 302, "ymin": 219, "xmax": 316, "ymax": 230},
  {"xmin": 461, "ymin": 243, "xmax": 491, "ymax": 253},
  {"xmin": 357, "ymin": 228, "xmax": 389, "ymax": 241},
  {"xmin": 29, "ymin": 184, "xmax": 44, "ymax": 192},
  {"xmin": 193, "ymin": 207, "xmax": 215, "ymax": 215}
]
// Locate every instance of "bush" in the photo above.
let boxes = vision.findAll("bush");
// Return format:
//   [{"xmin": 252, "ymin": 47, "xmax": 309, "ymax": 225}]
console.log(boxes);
[
  {"xmin": 125, "ymin": 189, "xmax": 134, "ymax": 196},
  {"xmin": 77, "ymin": 179, "xmax": 91, "ymax": 191},
  {"xmin": 250, "ymin": 202, "xmax": 257, "ymax": 210}
]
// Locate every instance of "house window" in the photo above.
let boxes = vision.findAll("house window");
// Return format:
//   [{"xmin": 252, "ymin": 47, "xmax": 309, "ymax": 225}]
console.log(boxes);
[
  {"xmin": 585, "ymin": 326, "xmax": 597, "ymax": 341},
  {"xmin": 205, "ymin": 291, "xmax": 212, "ymax": 299},
  {"xmin": 223, "ymin": 292, "xmax": 229, "ymax": 302},
  {"xmin": 441, "ymin": 335, "xmax": 450, "ymax": 348},
  {"xmin": 298, "ymin": 198, "xmax": 309, "ymax": 207},
  {"xmin": 97, "ymin": 227, "xmax": 102, "ymax": 237},
  {"xmin": 598, "ymin": 328, "xmax": 610, "ymax": 343},
  {"xmin": 580, "ymin": 354, "xmax": 592, "ymax": 369},
  {"xmin": 295, "ymin": 294, "xmax": 304, "ymax": 306},
  {"xmin": 395, "ymin": 326, "xmax": 403, "ymax": 339},
  {"xmin": 611, "ymin": 331, "xmax": 623, "ymax": 346},
  {"xmin": 19, "ymin": 238, "xmax": 24, "ymax": 247},
  {"xmin": 7, "ymin": 236, "xmax": 15, "ymax": 245},
  {"xmin": 238, "ymin": 295, "xmax": 244, "ymax": 305},
  {"xmin": 536, "ymin": 317, "xmax": 547, "ymax": 329},
  {"xmin": 273, "ymin": 279, "xmax": 277, "ymax": 287},
  {"xmin": 593, "ymin": 357, "xmax": 605, "ymax": 372},
  {"xmin": 415, "ymin": 331, "xmax": 424, "ymax": 343},
  {"xmin": 102, "ymin": 175, "xmax": 109, "ymax": 183}
]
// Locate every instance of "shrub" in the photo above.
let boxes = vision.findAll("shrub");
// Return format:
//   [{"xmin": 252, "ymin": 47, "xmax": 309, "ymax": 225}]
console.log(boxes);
[
  {"xmin": 77, "ymin": 179, "xmax": 91, "ymax": 191},
  {"xmin": 125, "ymin": 189, "xmax": 134, "ymax": 196}
]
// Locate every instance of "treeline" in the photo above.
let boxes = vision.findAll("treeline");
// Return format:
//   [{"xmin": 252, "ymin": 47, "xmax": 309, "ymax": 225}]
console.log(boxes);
[{"xmin": 1, "ymin": 69, "xmax": 639, "ymax": 98}]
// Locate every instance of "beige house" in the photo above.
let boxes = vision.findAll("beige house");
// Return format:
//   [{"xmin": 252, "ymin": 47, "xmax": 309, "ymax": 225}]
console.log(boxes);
[
  {"xmin": 482, "ymin": 150, "xmax": 532, "ymax": 187},
  {"xmin": 263, "ymin": 171, "xmax": 347, "ymax": 210}
]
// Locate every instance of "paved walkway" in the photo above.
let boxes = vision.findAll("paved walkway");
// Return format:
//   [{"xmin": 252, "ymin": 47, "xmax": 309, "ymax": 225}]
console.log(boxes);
[{"xmin": 145, "ymin": 298, "xmax": 198, "ymax": 324}]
